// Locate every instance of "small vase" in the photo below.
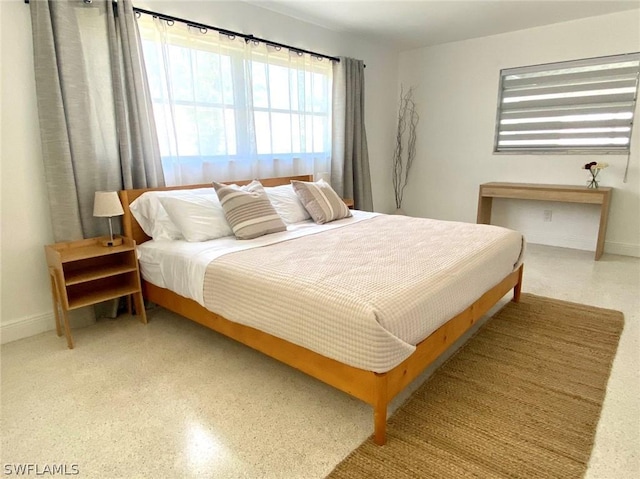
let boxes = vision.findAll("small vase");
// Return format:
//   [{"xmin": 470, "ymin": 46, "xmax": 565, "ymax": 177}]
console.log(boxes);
[{"xmin": 587, "ymin": 170, "xmax": 600, "ymax": 189}]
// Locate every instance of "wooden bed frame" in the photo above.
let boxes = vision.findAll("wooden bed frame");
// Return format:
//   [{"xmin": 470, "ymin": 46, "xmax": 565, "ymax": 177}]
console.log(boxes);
[{"xmin": 119, "ymin": 175, "xmax": 523, "ymax": 445}]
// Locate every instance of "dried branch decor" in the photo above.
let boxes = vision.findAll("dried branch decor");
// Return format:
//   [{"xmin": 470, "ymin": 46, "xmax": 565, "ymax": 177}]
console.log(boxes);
[{"xmin": 393, "ymin": 86, "xmax": 419, "ymax": 211}]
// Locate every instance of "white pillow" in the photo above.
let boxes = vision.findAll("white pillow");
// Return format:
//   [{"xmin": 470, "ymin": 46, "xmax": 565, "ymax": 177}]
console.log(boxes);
[
  {"xmin": 129, "ymin": 187, "xmax": 216, "ymax": 241},
  {"xmin": 159, "ymin": 194, "xmax": 233, "ymax": 242},
  {"xmin": 264, "ymin": 184, "xmax": 311, "ymax": 224}
]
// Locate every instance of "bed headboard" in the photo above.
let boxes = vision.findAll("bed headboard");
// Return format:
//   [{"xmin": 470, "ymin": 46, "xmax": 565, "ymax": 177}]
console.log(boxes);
[{"xmin": 118, "ymin": 175, "xmax": 314, "ymax": 246}]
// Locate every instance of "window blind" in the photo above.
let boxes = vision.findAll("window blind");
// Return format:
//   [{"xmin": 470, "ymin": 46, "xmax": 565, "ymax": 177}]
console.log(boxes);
[{"xmin": 494, "ymin": 53, "xmax": 640, "ymax": 153}]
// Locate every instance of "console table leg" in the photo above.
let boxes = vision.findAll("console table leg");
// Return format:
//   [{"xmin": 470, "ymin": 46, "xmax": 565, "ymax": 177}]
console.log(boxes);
[
  {"xmin": 595, "ymin": 194, "xmax": 611, "ymax": 260},
  {"xmin": 477, "ymin": 195, "xmax": 493, "ymax": 224}
]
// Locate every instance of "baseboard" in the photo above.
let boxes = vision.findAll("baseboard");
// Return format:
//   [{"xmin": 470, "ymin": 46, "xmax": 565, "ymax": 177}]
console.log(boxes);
[
  {"xmin": 522, "ymin": 232, "xmax": 596, "ymax": 252},
  {"xmin": 604, "ymin": 241, "xmax": 640, "ymax": 258},
  {"xmin": 1, "ymin": 312, "xmax": 55, "ymax": 345},
  {"xmin": 1, "ymin": 308, "xmax": 97, "ymax": 345},
  {"xmin": 521, "ymin": 233, "xmax": 640, "ymax": 258}
]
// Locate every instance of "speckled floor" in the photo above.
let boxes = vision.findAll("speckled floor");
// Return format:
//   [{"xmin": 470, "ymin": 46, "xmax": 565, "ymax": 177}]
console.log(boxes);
[{"xmin": 1, "ymin": 244, "xmax": 638, "ymax": 479}]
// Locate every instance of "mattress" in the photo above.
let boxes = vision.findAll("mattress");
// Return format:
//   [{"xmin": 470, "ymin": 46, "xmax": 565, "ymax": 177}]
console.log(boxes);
[{"xmin": 139, "ymin": 213, "xmax": 525, "ymax": 373}]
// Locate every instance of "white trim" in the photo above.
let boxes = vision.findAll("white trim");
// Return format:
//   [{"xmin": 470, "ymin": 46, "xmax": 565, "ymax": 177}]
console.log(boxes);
[
  {"xmin": 1, "ymin": 312, "xmax": 56, "ymax": 345},
  {"xmin": 1, "ymin": 308, "xmax": 98, "ymax": 345},
  {"xmin": 604, "ymin": 240, "xmax": 640, "ymax": 258},
  {"xmin": 524, "ymin": 233, "xmax": 639, "ymax": 258},
  {"xmin": 523, "ymin": 232, "xmax": 596, "ymax": 252}
]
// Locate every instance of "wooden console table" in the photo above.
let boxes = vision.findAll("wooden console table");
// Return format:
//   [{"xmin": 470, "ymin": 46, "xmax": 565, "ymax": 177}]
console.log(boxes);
[{"xmin": 477, "ymin": 182, "xmax": 612, "ymax": 260}]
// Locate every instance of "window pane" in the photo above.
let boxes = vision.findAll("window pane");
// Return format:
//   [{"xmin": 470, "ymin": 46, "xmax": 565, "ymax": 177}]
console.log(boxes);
[
  {"xmin": 269, "ymin": 65, "xmax": 290, "ymax": 110},
  {"xmin": 222, "ymin": 56, "xmax": 234, "ymax": 105},
  {"xmin": 197, "ymin": 107, "xmax": 227, "ymax": 155},
  {"xmin": 225, "ymin": 110, "xmax": 237, "ymax": 155},
  {"xmin": 305, "ymin": 72, "xmax": 313, "ymax": 112},
  {"xmin": 255, "ymin": 111, "xmax": 271, "ymax": 154},
  {"xmin": 168, "ymin": 46, "xmax": 194, "ymax": 102},
  {"xmin": 252, "ymin": 61, "xmax": 269, "ymax": 108},
  {"xmin": 152, "ymin": 103, "xmax": 171, "ymax": 156},
  {"xmin": 291, "ymin": 114, "xmax": 301, "ymax": 152},
  {"xmin": 312, "ymin": 73, "xmax": 326, "ymax": 112},
  {"xmin": 313, "ymin": 116, "xmax": 324, "ymax": 153},
  {"xmin": 290, "ymin": 70, "xmax": 300, "ymax": 111},
  {"xmin": 142, "ymin": 40, "xmax": 163, "ymax": 100},
  {"xmin": 305, "ymin": 114, "xmax": 314, "ymax": 152},
  {"xmin": 272, "ymin": 113, "xmax": 292, "ymax": 153},
  {"xmin": 194, "ymin": 50, "xmax": 223, "ymax": 104},
  {"xmin": 173, "ymin": 106, "xmax": 200, "ymax": 156}
]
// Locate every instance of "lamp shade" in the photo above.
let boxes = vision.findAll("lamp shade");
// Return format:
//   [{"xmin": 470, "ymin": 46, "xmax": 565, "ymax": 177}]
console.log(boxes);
[{"xmin": 93, "ymin": 191, "xmax": 124, "ymax": 217}]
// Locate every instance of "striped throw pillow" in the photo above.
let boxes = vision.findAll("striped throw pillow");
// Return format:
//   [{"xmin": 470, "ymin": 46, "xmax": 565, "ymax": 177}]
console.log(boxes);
[
  {"xmin": 212, "ymin": 180, "xmax": 286, "ymax": 239},
  {"xmin": 291, "ymin": 179, "xmax": 352, "ymax": 224}
]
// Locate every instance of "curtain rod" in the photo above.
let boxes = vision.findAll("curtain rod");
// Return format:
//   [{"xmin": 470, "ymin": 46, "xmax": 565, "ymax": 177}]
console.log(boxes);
[
  {"xmin": 133, "ymin": 7, "xmax": 340, "ymax": 63},
  {"xmin": 23, "ymin": 1, "xmax": 340, "ymax": 63}
]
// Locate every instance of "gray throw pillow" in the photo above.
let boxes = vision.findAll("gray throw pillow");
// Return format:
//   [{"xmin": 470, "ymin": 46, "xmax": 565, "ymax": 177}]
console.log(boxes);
[
  {"xmin": 212, "ymin": 180, "xmax": 286, "ymax": 239},
  {"xmin": 291, "ymin": 179, "xmax": 352, "ymax": 224}
]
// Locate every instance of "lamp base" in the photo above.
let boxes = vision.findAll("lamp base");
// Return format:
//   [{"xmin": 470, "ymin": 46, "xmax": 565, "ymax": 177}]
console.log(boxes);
[{"xmin": 100, "ymin": 236, "xmax": 123, "ymax": 247}]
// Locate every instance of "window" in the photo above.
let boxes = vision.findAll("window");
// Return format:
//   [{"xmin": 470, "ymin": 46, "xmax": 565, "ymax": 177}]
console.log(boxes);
[
  {"xmin": 494, "ymin": 53, "xmax": 640, "ymax": 154},
  {"xmin": 137, "ymin": 16, "xmax": 332, "ymax": 185}
]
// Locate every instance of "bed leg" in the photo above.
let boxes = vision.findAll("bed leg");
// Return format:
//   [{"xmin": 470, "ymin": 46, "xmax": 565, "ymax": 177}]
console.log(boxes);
[
  {"xmin": 374, "ymin": 406, "xmax": 387, "ymax": 445},
  {"xmin": 373, "ymin": 373, "xmax": 388, "ymax": 445},
  {"xmin": 513, "ymin": 264, "xmax": 523, "ymax": 302}
]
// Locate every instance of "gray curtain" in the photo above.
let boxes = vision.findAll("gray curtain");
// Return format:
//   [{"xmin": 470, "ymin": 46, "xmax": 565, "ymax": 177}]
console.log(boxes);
[
  {"xmin": 30, "ymin": 0, "xmax": 164, "ymax": 241},
  {"xmin": 331, "ymin": 57, "xmax": 373, "ymax": 211},
  {"xmin": 107, "ymin": 0, "xmax": 163, "ymax": 190}
]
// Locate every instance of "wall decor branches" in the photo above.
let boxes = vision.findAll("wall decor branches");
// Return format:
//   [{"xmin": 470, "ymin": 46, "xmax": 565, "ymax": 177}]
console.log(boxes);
[{"xmin": 392, "ymin": 85, "xmax": 419, "ymax": 212}]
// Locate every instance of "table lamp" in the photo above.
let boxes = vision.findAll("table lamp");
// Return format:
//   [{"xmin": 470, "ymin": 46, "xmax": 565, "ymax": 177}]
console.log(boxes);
[{"xmin": 93, "ymin": 191, "xmax": 124, "ymax": 247}]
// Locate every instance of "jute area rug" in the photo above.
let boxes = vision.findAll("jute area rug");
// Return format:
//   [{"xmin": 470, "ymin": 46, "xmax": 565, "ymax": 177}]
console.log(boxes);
[{"xmin": 328, "ymin": 294, "xmax": 624, "ymax": 479}]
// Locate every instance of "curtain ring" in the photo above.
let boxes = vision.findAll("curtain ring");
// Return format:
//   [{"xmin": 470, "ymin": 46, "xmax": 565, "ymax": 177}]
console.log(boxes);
[
  {"xmin": 200, "ymin": 27, "xmax": 208, "ymax": 34},
  {"xmin": 275, "ymin": 46, "xmax": 281, "ymax": 51},
  {"xmin": 166, "ymin": 20, "xmax": 174, "ymax": 26},
  {"xmin": 135, "ymin": 11, "xmax": 141, "ymax": 19},
  {"xmin": 228, "ymin": 34, "xmax": 236, "ymax": 40},
  {"xmin": 297, "ymin": 52, "xmax": 304, "ymax": 57}
]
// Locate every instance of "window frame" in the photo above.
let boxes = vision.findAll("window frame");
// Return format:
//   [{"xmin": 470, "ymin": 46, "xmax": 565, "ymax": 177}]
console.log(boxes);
[
  {"xmin": 139, "ymin": 24, "xmax": 332, "ymax": 167},
  {"xmin": 493, "ymin": 52, "xmax": 640, "ymax": 155}
]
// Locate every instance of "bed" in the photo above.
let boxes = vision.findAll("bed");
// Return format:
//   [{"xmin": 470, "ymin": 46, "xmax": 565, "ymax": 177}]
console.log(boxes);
[{"xmin": 119, "ymin": 174, "xmax": 524, "ymax": 445}]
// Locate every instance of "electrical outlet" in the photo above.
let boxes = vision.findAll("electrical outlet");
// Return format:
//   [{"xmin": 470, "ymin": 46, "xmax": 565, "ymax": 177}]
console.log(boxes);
[{"xmin": 543, "ymin": 210, "xmax": 552, "ymax": 222}]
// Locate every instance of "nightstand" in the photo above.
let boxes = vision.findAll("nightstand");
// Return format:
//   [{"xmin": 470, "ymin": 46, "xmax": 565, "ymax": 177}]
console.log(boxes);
[
  {"xmin": 44, "ymin": 236, "xmax": 146, "ymax": 349},
  {"xmin": 343, "ymin": 198, "xmax": 354, "ymax": 209}
]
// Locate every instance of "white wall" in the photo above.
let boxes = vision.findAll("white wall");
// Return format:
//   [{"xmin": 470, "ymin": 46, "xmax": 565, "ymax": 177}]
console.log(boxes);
[
  {"xmin": 0, "ymin": 0, "xmax": 399, "ymax": 342},
  {"xmin": 398, "ymin": 10, "xmax": 640, "ymax": 257},
  {"xmin": 1, "ymin": 0, "xmax": 56, "ymax": 342}
]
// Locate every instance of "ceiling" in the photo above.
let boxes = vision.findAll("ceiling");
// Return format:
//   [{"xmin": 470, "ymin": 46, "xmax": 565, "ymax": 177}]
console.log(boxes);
[{"xmin": 248, "ymin": 1, "xmax": 640, "ymax": 50}]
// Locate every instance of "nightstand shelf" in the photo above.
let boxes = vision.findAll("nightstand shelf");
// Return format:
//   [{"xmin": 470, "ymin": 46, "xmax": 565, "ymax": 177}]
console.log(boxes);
[
  {"xmin": 65, "ymin": 261, "xmax": 138, "ymax": 286},
  {"xmin": 45, "ymin": 236, "xmax": 146, "ymax": 349},
  {"xmin": 56, "ymin": 241, "xmax": 135, "ymax": 262},
  {"xmin": 66, "ymin": 278, "xmax": 141, "ymax": 310}
]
